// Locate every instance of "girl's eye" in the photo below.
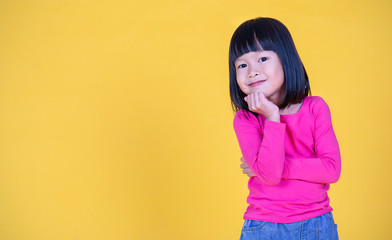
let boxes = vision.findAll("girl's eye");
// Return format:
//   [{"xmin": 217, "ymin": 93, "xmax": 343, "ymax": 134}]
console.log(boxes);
[
  {"xmin": 237, "ymin": 64, "xmax": 247, "ymax": 69},
  {"xmin": 259, "ymin": 57, "xmax": 268, "ymax": 62}
]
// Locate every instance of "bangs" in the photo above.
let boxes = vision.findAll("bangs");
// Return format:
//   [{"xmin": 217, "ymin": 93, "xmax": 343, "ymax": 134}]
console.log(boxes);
[
  {"xmin": 229, "ymin": 22, "xmax": 276, "ymax": 65},
  {"xmin": 229, "ymin": 33, "xmax": 261, "ymax": 65}
]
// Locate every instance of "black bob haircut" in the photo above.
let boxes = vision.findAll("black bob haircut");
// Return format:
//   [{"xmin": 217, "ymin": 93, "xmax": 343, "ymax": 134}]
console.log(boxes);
[{"xmin": 229, "ymin": 17, "xmax": 311, "ymax": 112}]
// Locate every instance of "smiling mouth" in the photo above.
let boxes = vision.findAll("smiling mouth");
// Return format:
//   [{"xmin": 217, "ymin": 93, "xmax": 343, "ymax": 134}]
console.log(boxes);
[{"xmin": 249, "ymin": 80, "xmax": 265, "ymax": 87}]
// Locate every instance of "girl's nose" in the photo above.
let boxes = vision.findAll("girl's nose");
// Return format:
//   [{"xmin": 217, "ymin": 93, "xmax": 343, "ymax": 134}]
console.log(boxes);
[{"xmin": 248, "ymin": 67, "xmax": 260, "ymax": 78}]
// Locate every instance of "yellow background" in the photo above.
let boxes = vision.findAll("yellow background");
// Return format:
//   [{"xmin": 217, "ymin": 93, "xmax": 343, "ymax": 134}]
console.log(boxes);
[{"xmin": 0, "ymin": 0, "xmax": 391, "ymax": 239}]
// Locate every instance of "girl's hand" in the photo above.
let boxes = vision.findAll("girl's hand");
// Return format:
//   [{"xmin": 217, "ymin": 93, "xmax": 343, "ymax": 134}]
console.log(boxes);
[
  {"xmin": 240, "ymin": 156, "xmax": 256, "ymax": 177},
  {"xmin": 244, "ymin": 92, "xmax": 280, "ymax": 122}
]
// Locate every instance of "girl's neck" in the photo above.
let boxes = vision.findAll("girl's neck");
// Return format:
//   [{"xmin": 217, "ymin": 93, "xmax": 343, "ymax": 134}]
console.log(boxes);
[{"xmin": 279, "ymin": 101, "xmax": 304, "ymax": 115}]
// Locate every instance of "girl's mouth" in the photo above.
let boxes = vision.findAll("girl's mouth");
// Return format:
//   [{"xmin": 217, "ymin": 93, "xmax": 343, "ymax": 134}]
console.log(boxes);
[{"xmin": 249, "ymin": 80, "xmax": 265, "ymax": 87}]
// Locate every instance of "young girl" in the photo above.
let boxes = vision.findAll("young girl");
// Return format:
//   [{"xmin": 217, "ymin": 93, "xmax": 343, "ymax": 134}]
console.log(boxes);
[{"xmin": 229, "ymin": 18, "xmax": 341, "ymax": 240}]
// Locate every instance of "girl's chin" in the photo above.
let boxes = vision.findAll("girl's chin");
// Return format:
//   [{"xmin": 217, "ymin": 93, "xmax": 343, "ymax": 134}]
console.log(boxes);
[{"xmin": 247, "ymin": 90, "xmax": 266, "ymax": 95}]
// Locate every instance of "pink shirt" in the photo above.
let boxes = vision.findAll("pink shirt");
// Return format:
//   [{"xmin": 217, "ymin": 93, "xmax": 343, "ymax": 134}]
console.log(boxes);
[{"xmin": 233, "ymin": 96, "xmax": 341, "ymax": 223}]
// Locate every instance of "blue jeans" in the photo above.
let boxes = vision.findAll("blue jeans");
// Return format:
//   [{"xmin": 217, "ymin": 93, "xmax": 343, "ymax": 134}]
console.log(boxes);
[{"xmin": 240, "ymin": 212, "xmax": 338, "ymax": 240}]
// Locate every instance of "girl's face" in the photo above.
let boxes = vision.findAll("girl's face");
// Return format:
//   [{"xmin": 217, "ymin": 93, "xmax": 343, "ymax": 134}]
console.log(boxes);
[{"xmin": 235, "ymin": 50, "xmax": 285, "ymax": 106}]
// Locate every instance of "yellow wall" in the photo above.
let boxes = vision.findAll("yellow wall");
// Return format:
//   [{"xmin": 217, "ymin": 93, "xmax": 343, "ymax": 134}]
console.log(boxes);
[{"xmin": 0, "ymin": 0, "xmax": 391, "ymax": 239}]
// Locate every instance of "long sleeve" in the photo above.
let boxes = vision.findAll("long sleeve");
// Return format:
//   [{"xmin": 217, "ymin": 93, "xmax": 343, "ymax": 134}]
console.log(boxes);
[
  {"xmin": 233, "ymin": 110, "xmax": 286, "ymax": 185},
  {"xmin": 282, "ymin": 98, "xmax": 341, "ymax": 183},
  {"xmin": 235, "ymin": 96, "xmax": 339, "ymax": 223}
]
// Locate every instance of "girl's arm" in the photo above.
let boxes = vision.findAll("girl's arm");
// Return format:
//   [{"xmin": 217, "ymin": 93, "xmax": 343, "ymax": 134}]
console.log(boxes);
[
  {"xmin": 239, "ymin": 98, "xmax": 341, "ymax": 184},
  {"xmin": 282, "ymin": 98, "xmax": 341, "ymax": 183},
  {"xmin": 233, "ymin": 110, "xmax": 286, "ymax": 185}
]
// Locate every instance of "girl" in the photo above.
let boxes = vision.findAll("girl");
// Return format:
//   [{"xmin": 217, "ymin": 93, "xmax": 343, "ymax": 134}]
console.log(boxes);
[{"xmin": 229, "ymin": 18, "xmax": 341, "ymax": 240}]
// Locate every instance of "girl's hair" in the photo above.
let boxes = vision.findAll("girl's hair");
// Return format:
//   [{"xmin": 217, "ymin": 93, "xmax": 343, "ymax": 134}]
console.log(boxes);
[{"xmin": 229, "ymin": 17, "xmax": 311, "ymax": 112}]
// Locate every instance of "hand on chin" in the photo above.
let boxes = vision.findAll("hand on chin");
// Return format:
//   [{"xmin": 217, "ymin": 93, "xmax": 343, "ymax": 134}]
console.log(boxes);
[{"xmin": 244, "ymin": 92, "xmax": 280, "ymax": 120}]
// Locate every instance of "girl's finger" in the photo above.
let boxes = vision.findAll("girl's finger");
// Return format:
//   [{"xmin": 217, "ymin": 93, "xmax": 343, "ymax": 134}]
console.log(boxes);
[
  {"xmin": 246, "ymin": 94, "xmax": 252, "ymax": 109},
  {"xmin": 240, "ymin": 156, "xmax": 245, "ymax": 162},
  {"xmin": 240, "ymin": 162, "xmax": 247, "ymax": 169},
  {"xmin": 247, "ymin": 172, "xmax": 256, "ymax": 177},
  {"xmin": 250, "ymin": 93, "xmax": 256, "ymax": 110},
  {"xmin": 241, "ymin": 163, "xmax": 250, "ymax": 170},
  {"xmin": 243, "ymin": 167, "xmax": 252, "ymax": 173},
  {"xmin": 259, "ymin": 93, "xmax": 268, "ymax": 105},
  {"xmin": 255, "ymin": 92, "xmax": 261, "ymax": 108}
]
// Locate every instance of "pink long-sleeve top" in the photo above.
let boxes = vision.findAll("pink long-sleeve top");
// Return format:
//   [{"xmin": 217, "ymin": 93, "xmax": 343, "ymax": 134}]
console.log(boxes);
[{"xmin": 233, "ymin": 96, "xmax": 341, "ymax": 223}]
